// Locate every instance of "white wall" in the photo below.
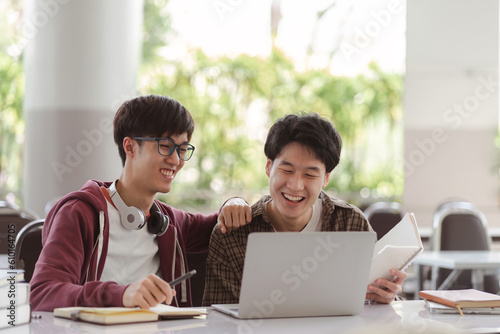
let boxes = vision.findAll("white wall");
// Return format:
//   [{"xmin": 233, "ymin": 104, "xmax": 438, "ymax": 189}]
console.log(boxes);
[{"xmin": 404, "ymin": 0, "xmax": 500, "ymax": 227}]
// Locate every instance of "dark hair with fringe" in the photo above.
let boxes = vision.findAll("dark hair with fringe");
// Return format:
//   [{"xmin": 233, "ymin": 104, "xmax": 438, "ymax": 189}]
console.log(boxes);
[
  {"xmin": 113, "ymin": 95, "xmax": 194, "ymax": 166},
  {"xmin": 264, "ymin": 112, "xmax": 342, "ymax": 173}
]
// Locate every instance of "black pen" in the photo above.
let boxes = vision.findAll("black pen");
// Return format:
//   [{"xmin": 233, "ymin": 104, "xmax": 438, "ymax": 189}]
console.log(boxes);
[{"xmin": 168, "ymin": 269, "xmax": 197, "ymax": 287}]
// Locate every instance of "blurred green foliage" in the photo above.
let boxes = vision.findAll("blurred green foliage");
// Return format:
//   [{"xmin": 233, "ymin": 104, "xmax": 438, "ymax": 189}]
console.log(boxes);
[
  {"xmin": 0, "ymin": 0, "xmax": 404, "ymax": 211},
  {"xmin": 139, "ymin": 48, "xmax": 404, "ymax": 211},
  {"xmin": 0, "ymin": 51, "xmax": 24, "ymax": 203},
  {"xmin": 142, "ymin": 0, "xmax": 172, "ymax": 64}
]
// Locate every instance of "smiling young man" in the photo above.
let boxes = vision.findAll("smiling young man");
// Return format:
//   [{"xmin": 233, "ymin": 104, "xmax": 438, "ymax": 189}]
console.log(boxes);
[
  {"xmin": 30, "ymin": 95, "xmax": 250, "ymax": 311},
  {"xmin": 202, "ymin": 112, "xmax": 407, "ymax": 306}
]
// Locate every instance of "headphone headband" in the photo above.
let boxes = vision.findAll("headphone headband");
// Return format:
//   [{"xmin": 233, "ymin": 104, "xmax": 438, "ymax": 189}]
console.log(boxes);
[{"xmin": 108, "ymin": 180, "xmax": 169, "ymax": 235}]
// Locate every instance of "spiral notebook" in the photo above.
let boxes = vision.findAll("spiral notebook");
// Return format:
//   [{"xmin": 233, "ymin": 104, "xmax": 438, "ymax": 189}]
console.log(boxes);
[{"xmin": 368, "ymin": 212, "xmax": 423, "ymax": 285}]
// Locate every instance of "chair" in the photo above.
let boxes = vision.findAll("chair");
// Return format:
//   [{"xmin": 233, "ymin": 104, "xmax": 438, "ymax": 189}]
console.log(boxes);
[
  {"xmin": 0, "ymin": 201, "xmax": 39, "ymax": 254},
  {"xmin": 431, "ymin": 201, "xmax": 499, "ymax": 293},
  {"xmin": 14, "ymin": 219, "xmax": 44, "ymax": 282},
  {"xmin": 363, "ymin": 202, "xmax": 403, "ymax": 240},
  {"xmin": 186, "ymin": 251, "xmax": 208, "ymax": 306}
]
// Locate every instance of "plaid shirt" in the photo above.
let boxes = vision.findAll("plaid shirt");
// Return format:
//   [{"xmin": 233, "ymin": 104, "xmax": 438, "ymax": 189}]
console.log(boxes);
[{"xmin": 202, "ymin": 191, "xmax": 371, "ymax": 306}]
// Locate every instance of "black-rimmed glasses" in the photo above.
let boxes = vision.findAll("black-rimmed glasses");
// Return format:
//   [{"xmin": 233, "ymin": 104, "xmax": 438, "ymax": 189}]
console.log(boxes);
[{"xmin": 132, "ymin": 137, "xmax": 195, "ymax": 161}]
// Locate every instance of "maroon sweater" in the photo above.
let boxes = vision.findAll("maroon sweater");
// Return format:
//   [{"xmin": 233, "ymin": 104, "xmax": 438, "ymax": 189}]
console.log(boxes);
[{"xmin": 30, "ymin": 180, "xmax": 217, "ymax": 311}]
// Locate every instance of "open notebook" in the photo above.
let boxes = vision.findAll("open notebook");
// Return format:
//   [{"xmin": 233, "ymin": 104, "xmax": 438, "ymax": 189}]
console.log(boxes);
[
  {"xmin": 368, "ymin": 212, "xmax": 423, "ymax": 286},
  {"xmin": 54, "ymin": 304, "xmax": 207, "ymax": 325},
  {"xmin": 212, "ymin": 231, "xmax": 376, "ymax": 319}
]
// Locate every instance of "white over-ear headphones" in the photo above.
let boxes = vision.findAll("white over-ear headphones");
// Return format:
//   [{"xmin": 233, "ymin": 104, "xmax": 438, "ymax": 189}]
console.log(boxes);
[{"xmin": 108, "ymin": 180, "xmax": 169, "ymax": 236}]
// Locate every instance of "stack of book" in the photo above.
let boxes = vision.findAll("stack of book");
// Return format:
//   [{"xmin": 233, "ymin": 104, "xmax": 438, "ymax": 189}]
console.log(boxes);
[
  {"xmin": 0, "ymin": 269, "xmax": 31, "ymax": 329},
  {"xmin": 419, "ymin": 289, "xmax": 500, "ymax": 315}
]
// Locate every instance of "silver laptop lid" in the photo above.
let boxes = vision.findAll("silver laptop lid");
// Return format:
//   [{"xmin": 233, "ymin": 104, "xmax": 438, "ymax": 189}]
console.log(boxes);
[{"xmin": 238, "ymin": 232, "xmax": 376, "ymax": 319}]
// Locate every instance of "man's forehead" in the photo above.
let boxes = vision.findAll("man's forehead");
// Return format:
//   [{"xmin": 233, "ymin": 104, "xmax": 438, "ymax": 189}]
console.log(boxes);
[
  {"xmin": 160, "ymin": 132, "xmax": 189, "ymax": 141},
  {"xmin": 275, "ymin": 159, "xmax": 324, "ymax": 173}
]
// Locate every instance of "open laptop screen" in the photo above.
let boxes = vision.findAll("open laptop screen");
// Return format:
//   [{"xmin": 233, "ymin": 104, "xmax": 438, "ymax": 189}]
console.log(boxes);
[{"xmin": 214, "ymin": 231, "xmax": 376, "ymax": 319}]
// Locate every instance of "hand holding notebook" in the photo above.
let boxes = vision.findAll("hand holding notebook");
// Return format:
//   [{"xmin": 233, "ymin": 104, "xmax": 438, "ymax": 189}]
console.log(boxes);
[{"xmin": 368, "ymin": 212, "xmax": 423, "ymax": 286}]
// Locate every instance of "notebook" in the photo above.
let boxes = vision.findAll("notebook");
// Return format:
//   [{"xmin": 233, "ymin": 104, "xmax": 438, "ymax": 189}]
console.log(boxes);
[
  {"xmin": 424, "ymin": 300, "xmax": 500, "ymax": 315},
  {"xmin": 368, "ymin": 212, "xmax": 423, "ymax": 285},
  {"xmin": 212, "ymin": 231, "xmax": 376, "ymax": 319}
]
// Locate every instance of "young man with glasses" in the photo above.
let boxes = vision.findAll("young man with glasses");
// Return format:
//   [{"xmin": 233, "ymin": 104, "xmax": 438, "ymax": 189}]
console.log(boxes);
[
  {"xmin": 30, "ymin": 95, "xmax": 251, "ymax": 311},
  {"xmin": 203, "ymin": 113, "xmax": 407, "ymax": 306}
]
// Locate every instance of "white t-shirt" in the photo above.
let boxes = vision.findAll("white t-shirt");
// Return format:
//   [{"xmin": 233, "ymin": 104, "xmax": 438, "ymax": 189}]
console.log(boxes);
[
  {"xmin": 270, "ymin": 198, "xmax": 323, "ymax": 232},
  {"xmin": 100, "ymin": 199, "xmax": 161, "ymax": 285},
  {"xmin": 301, "ymin": 198, "xmax": 323, "ymax": 232}
]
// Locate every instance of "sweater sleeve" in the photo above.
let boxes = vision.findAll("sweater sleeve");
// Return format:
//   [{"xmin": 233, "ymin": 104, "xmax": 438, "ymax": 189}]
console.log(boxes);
[
  {"xmin": 171, "ymin": 207, "xmax": 218, "ymax": 254},
  {"xmin": 30, "ymin": 201, "xmax": 126, "ymax": 311}
]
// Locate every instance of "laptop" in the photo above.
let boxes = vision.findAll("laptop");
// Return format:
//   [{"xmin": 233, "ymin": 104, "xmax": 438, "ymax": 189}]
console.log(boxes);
[{"xmin": 212, "ymin": 231, "xmax": 376, "ymax": 319}]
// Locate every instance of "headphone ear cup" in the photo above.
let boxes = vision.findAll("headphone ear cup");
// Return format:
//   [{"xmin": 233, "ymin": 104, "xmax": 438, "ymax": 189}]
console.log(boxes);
[
  {"xmin": 122, "ymin": 206, "xmax": 147, "ymax": 230},
  {"xmin": 109, "ymin": 180, "xmax": 147, "ymax": 230},
  {"xmin": 147, "ymin": 211, "xmax": 170, "ymax": 236}
]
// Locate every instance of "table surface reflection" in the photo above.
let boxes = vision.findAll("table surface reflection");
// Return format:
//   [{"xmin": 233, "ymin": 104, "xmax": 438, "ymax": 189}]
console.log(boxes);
[{"xmin": 16, "ymin": 300, "xmax": 500, "ymax": 334}]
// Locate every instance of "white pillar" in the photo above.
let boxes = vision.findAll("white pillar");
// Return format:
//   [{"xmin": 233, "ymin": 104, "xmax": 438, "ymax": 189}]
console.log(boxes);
[
  {"xmin": 403, "ymin": 0, "xmax": 500, "ymax": 227},
  {"xmin": 23, "ymin": 0, "xmax": 144, "ymax": 217}
]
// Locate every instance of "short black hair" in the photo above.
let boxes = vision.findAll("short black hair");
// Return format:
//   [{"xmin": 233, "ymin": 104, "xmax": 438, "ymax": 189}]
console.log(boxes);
[
  {"xmin": 264, "ymin": 112, "xmax": 342, "ymax": 173},
  {"xmin": 113, "ymin": 95, "xmax": 194, "ymax": 166}
]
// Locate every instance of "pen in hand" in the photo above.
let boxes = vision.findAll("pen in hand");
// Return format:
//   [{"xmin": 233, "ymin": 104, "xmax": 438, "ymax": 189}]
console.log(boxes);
[{"xmin": 168, "ymin": 269, "xmax": 197, "ymax": 287}]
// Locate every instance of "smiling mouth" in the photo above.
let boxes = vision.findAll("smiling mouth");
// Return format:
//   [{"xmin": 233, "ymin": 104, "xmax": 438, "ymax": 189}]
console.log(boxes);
[
  {"xmin": 160, "ymin": 169, "xmax": 174, "ymax": 177},
  {"xmin": 283, "ymin": 193, "xmax": 305, "ymax": 203}
]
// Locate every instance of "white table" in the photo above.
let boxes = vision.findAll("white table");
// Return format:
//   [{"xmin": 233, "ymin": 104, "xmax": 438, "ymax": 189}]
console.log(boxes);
[
  {"xmin": 413, "ymin": 251, "xmax": 500, "ymax": 294},
  {"xmin": 20, "ymin": 301, "xmax": 500, "ymax": 334}
]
